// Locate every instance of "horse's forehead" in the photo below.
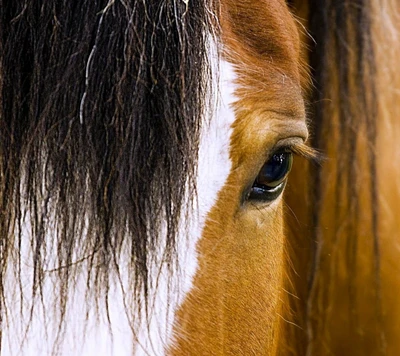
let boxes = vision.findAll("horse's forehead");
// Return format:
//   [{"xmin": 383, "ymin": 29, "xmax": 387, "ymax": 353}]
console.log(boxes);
[
  {"xmin": 220, "ymin": 0, "xmax": 306, "ymax": 164},
  {"xmin": 221, "ymin": 0, "xmax": 301, "ymax": 77}
]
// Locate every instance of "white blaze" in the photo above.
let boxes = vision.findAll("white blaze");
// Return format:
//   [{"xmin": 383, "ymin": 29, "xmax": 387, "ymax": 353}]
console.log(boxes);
[
  {"xmin": 3, "ymin": 50, "xmax": 237, "ymax": 355},
  {"xmin": 135, "ymin": 50, "xmax": 237, "ymax": 355}
]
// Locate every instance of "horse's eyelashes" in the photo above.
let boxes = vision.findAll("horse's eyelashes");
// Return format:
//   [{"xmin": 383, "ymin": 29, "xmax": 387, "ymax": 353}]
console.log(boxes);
[{"xmin": 247, "ymin": 150, "xmax": 293, "ymax": 202}]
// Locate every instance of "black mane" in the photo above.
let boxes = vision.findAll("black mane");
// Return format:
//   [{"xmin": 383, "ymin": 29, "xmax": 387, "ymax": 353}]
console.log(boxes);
[{"xmin": 0, "ymin": 0, "xmax": 216, "ymax": 339}]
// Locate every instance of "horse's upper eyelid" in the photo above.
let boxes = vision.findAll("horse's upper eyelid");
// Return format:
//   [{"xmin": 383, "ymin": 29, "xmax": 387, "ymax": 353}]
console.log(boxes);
[{"xmin": 286, "ymin": 142, "xmax": 322, "ymax": 163}]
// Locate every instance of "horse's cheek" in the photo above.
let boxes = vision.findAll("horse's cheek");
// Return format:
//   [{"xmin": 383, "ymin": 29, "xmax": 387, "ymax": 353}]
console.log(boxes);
[{"xmin": 170, "ymin": 185, "xmax": 285, "ymax": 355}]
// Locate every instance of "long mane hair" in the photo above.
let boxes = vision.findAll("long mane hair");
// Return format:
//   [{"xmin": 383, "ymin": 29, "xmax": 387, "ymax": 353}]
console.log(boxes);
[
  {"xmin": 1, "ymin": 0, "xmax": 397, "ymax": 354},
  {"xmin": 284, "ymin": 1, "xmax": 389, "ymax": 354},
  {"xmin": 0, "ymin": 0, "xmax": 216, "ymax": 342}
]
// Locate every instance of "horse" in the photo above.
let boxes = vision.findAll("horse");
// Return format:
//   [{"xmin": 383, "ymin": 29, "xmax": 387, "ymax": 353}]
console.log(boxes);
[{"xmin": 1, "ymin": 0, "xmax": 399, "ymax": 354}]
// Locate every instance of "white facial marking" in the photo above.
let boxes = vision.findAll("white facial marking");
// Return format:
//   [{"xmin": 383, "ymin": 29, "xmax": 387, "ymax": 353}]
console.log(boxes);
[
  {"xmin": 135, "ymin": 46, "xmax": 238, "ymax": 355},
  {"xmin": 3, "ymin": 48, "xmax": 237, "ymax": 356}
]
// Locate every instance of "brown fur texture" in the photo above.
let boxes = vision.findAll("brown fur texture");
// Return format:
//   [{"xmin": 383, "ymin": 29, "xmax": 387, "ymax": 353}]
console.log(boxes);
[
  {"xmin": 284, "ymin": 0, "xmax": 400, "ymax": 355},
  {"xmin": 170, "ymin": 1, "xmax": 308, "ymax": 354},
  {"xmin": 1, "ymin": 0, "xmax": 400, "ymax": 354}
]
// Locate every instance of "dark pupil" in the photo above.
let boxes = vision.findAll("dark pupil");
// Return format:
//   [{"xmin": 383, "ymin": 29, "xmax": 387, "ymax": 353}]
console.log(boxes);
[{"xmin": 257, "ymin": 152, "xmax": 291, "ymax": 186}]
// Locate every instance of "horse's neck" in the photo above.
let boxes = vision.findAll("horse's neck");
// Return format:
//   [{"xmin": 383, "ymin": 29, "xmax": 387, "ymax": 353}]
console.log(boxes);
[{"xmin": 283, "ymin": 1, "xmax": 400, "ymax": 354}]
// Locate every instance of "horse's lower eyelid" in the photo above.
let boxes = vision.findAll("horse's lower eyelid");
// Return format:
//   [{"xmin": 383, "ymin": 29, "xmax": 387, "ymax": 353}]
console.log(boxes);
[{"xmin": 247, "ymin": 181, "xmax": 287, "ymax": 202}]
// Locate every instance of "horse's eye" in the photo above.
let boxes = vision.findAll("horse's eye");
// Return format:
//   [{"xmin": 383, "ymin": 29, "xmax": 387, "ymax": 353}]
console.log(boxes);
[{"xmin": 248, "ymin": 150, "xmax": 293, "ymax": 202}]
